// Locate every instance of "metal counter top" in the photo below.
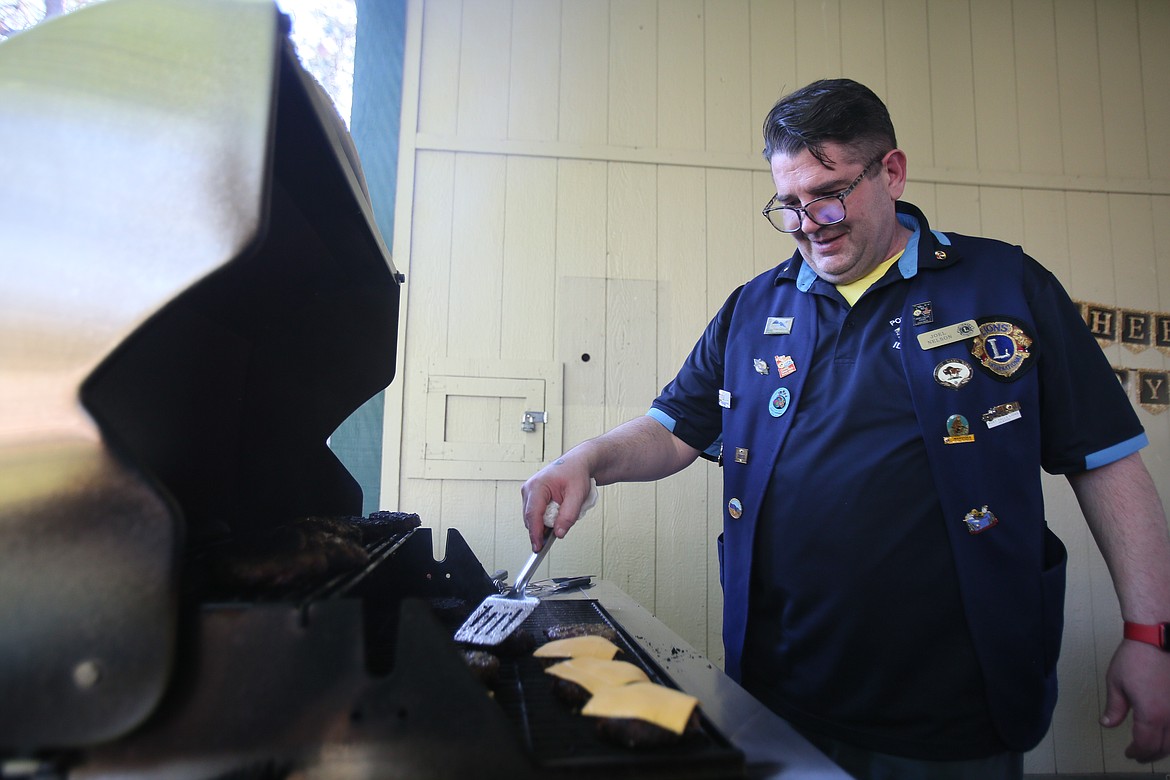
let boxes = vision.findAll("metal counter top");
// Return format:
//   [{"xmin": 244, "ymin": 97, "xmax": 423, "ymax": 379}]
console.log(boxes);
[{"xmin": 547, "ymin": 581, "xmax": 851, "ymax": 780}]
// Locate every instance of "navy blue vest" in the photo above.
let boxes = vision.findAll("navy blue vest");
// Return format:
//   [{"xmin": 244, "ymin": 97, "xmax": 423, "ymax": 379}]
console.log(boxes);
[{"xmin": 718, "ymin": 204, "xmax": 1065, "ymax": 750}]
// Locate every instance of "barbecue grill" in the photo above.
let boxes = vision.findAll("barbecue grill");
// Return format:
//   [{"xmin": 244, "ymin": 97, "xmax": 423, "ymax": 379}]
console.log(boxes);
[{"xmin": 0, "ymin": 3, "xmax": 848, "ymax": 779}]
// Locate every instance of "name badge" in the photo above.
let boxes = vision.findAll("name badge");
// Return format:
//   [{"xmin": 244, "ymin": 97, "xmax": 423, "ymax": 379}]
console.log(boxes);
[
  {"xmin": 764, "ymin": 316, "xmax": 793, "ymax": 335},
  {"xmin": 982, "ymin": 402, "xmax": 1022, "ymax": 428},
  {"xmin": 917, "ymin": 319, "xmax": 979, "ymax": 350}
]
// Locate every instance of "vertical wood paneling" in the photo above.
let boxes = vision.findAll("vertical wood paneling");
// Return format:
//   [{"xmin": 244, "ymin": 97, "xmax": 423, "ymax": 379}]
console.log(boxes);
[
  {"xmin": 970, "ymin": 0, "xmax": 1019, "ymax": 172},
  {"xmin": 902, "ymin": 180, "xmax": 936, "ymax": 221},
  {"xmin": 1149, "ymin": 194, "xmax": 1170, "ymax": 497},
  {"xmin": 1045, "ymin": 475, "xmax": 1102, "ymax": 775},
  {"xmin": 883, "ymin": 0, "xmax": 933, "ymax": 166},
  {"xmin": 753, "ymin": 170, "xmax": 785, "ymax": 278},
  {"xmin": 839, "ymin": 0, "xmax": 886, "ymax": 96},
  {"xmin": 1064, "ymin": 191, "xmax": 1126, "ymax": 774},
  {"xmin": 1140, "ymin": 1, "xmax": 1170, "ymax": 180},
  {"xmin": 607, "ymin": 163, "xmax": 657, "ymax": 281},
  {"xmin": 657, "ymin": 0, "xmax": 705, "ymax": 151},
  {"xmin": 976, "ymin": 186, "xmax": 1024, "ymax": 249},
  {"xmin": 553, "ymin": 274, "xmax": 607, "ymax": 580},
  {"xmin": 1097, "ymin": 0, "xmax": 1148, "ymax": 180},
  {"xmin": 933, "ymin": 183, "xmax": 981, "ymax": 236},
  {"xmin": 1107, "ymin": 198, "xmax": 1167, "ymax": 772},
  {"xmin": 554, "ymin": 164, "xmax": 610, "ymax": 593},
  {"xmin": 508, "ymin": 0, "xmax": 561, "ymax": 142},
  {"xmin": 926, "ymin": 0, "xmax": 978, "ymax": 171},
  {"xmin": 705, "ymin": 0, "xmax": 753, "ymax": 154},
  {"xmin": 556, "ymin": 159, "xmax": 609, "ymax": 282},
  {"xmin": 707, "ymin": 462, "xmax": 724, "ymax": 665},
  {"xmin": 1054, "ymin": 0, "xmax": 1106, "ymax": 178},
  {"xmin": 603, "ymin": 162, "xmax": 658, "ymax": 609},
  {"xmin": 793, "ymin": 0, "xmax": 841, "ymax": 86},
  {"xmin": 415, "ymin": 0, "xmax": 461, "ymax": 136},
  {"xmin": 448, "ymin": 154, "xmax": 506, "ymax": 358},
  {"xmin": 1089, "ymin": 533, "xmax": 1128, "ymax": 774},
  {"xmin": 658, "ymin": 167, "xmax": 709, "ymax": 373},
  {"xmin": 494, "ymin": 480, "xmax": 538, "ymax": 581},
  {"xmin": 1013, "ymin": 0, "xmax": 1063, "ymax": 175},
  {"xmin": 1022, "ymin": 190, "xmax": 1071, "ymax": 287},
  {"xmin": 655, "ymin": 460, "xmax": 710, "ymax": 648},
  {"xmin": 603, "ymin": 278, "xmax": 658, "ymax": 608},
  {"xmin": 456, "ymin": 0, "xmax": 511, "ymax": 139},
  {"xmin": 553, "ymin": 161, "xmax": 609, "ymax": 587},
  {"xmin": 559, "ymin": 0, "xmax": 609, "ymax": 146},
  {"xmin": 442, "ymin": 479, "xmax": 497, "ymax": 569},
  {"xmin": 403, "ymin": 152, "xmax": 456, "ymax": 402},
  {"xmin": 655, "ymin": 165, "xmax": 710, "ymax": 651},
  {"xmin": 1066, "ymin": 192, "xmax": 1117, "ymax": 305},
  {"xmin": 608, "ymin": 0, "xmax": 657, "ymax": 148},
  {"xmin": 501, "ymin": 156, "xmax": 558, "ymax": 362},
  {"xmin": 707, "ymin": 169, "xmax": 756, "ymax": 299},
  {"xmin": 1110, "ymin": 194, "xmax": 1159, "ymax": 325},
  {"xmin": 400, "ymin": 151, "xmax": 456, "ymax": 556},
  {"xmin": 554, "ymin": 166, "xmax": 608, "ymax": 579},
  {"xmin": 439, "ymin": 151, "xmax": 508, "ymax": 564},
  {"xmin": 496, "ymin": 156, "xmax": 559, "ymax": 575},
  {"xmin": 748, "ymin": 0, "xmax": 797, "ymax": 130}
]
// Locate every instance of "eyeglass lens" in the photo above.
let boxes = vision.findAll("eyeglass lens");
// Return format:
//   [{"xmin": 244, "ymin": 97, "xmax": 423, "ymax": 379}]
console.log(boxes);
[
  {"xmin": 763, "ymin": 154, "xmax": 886, "ymax": 233},
  {"xmin": 772, "ymin": 196, "xmax": 845, "ymax": 232}
]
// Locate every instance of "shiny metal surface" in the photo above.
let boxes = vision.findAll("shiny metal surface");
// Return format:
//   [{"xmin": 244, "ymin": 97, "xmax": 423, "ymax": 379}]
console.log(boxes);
[{"xmin": 0, "ymin": 0, "xmax": 279, "ymax": 749}]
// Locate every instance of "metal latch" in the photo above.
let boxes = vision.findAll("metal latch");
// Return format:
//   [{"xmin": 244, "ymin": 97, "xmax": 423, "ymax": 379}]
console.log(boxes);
[{"xmin": 521, "ymin": 410, "xmax": 547, "ymax": 432}]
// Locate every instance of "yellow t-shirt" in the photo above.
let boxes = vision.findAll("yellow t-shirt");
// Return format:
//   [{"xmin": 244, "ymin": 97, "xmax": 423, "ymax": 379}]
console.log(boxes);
[{"xmin": 834, "ymin": 250, "xmax": 904, "ymax": 307}]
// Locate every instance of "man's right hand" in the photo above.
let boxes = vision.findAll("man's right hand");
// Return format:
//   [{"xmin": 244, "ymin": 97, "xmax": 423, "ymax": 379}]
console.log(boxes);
[
  {"xmin": 519, "ymin": 415, "xmax": 703, "ymax": 552},
  {"xmin": 521, "ymin": 455, "xmax": 594, "ymax": 552}
]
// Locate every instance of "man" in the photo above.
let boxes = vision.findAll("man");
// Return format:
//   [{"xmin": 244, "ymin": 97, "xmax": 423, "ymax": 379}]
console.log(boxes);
[{"xmin": 521, "ymin": 79, "xmax": 1170, "ymax": 779}]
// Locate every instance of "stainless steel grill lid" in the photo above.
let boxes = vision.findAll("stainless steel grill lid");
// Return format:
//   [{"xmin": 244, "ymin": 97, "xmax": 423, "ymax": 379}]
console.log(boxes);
[{"xmin": 0, "ymin": 0, "xmax": 401, "ymax": 750}]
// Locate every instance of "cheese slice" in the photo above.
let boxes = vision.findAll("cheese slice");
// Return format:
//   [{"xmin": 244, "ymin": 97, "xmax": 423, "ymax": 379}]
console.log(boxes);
[
  {"xmin": 533, "ymin": 634, "xmax": 620, "ymax": 661},
  {"xmin": 580, "ymin": 681, "xmax": 699, "ymax": 735},
  {"xmin": 544, "ymin": 657, "xmax": 649, "ymax": 693}
]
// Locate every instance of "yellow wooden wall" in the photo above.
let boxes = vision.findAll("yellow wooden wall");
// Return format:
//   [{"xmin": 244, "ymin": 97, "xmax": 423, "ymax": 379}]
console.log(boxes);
[{"xmin": 379, "ymin": 0, "xmax": 1170, "ymax": 774}]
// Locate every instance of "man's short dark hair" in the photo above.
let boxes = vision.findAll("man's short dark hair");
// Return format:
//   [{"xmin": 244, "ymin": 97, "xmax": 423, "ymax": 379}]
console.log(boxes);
[{"xmin": 762, "ymin": 79, "xmax": 897, "ymax": 168}]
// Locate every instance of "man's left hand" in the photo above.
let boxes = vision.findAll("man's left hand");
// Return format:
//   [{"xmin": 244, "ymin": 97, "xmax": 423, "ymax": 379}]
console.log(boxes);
[{"xmin": 1100, "ymin": 638, "xmax": 1170, "ymax": 762}]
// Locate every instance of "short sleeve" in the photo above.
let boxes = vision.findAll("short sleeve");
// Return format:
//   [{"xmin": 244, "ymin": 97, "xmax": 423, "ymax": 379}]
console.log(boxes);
[{"xmin": 1026, "ymin": 258, "xmax": 1146, "ymax": 474}]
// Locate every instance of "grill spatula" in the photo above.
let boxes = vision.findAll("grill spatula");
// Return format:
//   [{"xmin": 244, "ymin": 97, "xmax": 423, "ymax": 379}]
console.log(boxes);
[
  {"xmin": 453, "ymin": 529, "xmax": 554, "ymax": 646},
  {"xmin": 454, "ymin": 482, "xmax": 597, "ymax": 646}
]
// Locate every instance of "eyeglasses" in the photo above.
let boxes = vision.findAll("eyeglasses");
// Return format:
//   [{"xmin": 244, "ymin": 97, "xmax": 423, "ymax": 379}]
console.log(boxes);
[{"xmin": 761, "ymin": 155, "xmax": 885, "ymax": 233}]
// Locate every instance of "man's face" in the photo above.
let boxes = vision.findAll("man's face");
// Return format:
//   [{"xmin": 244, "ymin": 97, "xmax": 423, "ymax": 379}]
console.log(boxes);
[{"xmin": 768, "ymin": 141, "xmax": 906, "ymax": 286}]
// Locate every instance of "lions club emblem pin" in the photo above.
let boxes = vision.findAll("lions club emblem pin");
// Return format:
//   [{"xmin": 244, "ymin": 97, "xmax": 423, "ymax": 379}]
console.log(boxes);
[{"xmin": 970, "ymin": 318, "xmax": 1034, "ymax": 381}]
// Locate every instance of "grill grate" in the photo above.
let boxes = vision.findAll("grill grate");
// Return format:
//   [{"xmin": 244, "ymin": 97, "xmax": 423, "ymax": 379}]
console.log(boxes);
[
  {"xmin": 489, "ymin": 599, "xmax": 744, "ymax": 778},
  {"xmin": 187, "ymin": 519, "xmax": 422, "ymax": 605}
]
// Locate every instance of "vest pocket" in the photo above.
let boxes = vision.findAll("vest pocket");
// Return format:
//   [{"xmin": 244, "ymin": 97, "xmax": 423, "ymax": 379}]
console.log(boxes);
[{"xmin": 1041, "ymin": 527, "xmax": 1068, "ymax": 674}]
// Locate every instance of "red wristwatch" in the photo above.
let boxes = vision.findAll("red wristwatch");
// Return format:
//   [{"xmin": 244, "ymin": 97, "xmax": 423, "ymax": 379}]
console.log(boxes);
[{"xmin": 1123, "ymin": 621, "xmax": 1170, "ymax": 651}]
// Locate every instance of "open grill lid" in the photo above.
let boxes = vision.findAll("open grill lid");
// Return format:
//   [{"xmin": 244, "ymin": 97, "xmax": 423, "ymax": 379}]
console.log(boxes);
[{"xmin": 0, "ymin": 0, "xmax": 401, "ymax": 750}]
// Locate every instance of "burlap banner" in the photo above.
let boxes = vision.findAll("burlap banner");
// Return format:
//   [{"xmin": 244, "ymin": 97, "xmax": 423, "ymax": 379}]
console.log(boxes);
[
  {"xmin": 1080, "ymin": 301, "xmax": 1170, "ymax": 415},
  {"xmin": 1079, "ymin": 300, "xmax": 1170, "ymax": 356},
  {"xmin": 1113, "ymin": 368, "xmax": 1170, "ymax": 415}
]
